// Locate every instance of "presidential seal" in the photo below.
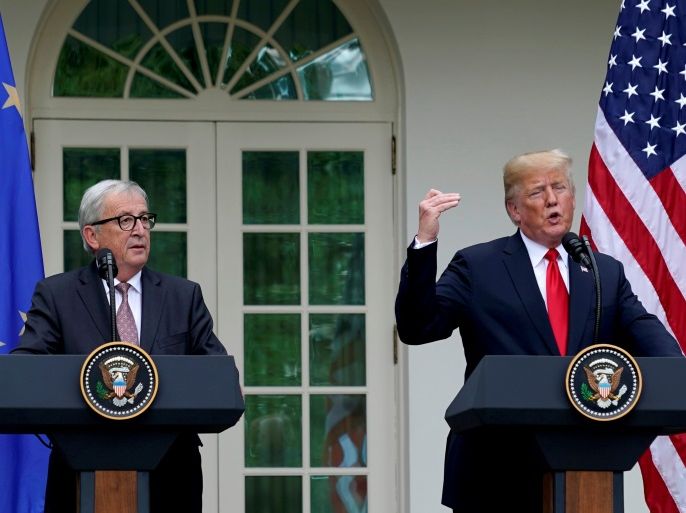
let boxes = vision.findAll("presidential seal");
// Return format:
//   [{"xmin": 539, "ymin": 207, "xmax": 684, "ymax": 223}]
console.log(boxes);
[
  {"xmin": 565, "ymin": 344, "xmax": 642, "ymax": 421},
  {"xmin": 80, "ymin": 342, "xmax": 159, "ymax": 420}
]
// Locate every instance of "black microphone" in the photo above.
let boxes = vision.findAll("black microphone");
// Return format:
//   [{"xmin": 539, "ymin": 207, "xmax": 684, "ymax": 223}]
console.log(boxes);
[
  {"xmin": 562, "ymin": 232, "xmax": 592, "ymax": 269},
  {"xmin": 562, "ymin": 232, "xmax": 602, "ymax": 344},
  {"xmin": 95, "ymin": 248, "xmax": 118, "ymax": 342}
]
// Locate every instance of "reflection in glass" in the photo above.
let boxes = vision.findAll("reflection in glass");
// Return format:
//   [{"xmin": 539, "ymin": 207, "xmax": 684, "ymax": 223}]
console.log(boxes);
[
  {"xmin": 64, "ymin": 230, "xmax": 92, "ymax": 271},
  {"xmin": 243, "ymin": 74, "xmax": 297, "ymax": 100},
  {"xmin": 147, "ymin": 232, "xmax": 187, "ymax": 277},
  {"xmin": 298, "ymin": 38, "xmax": 373, "ymax": 101},
  {"xmin": 231, "ymin": 45, "xmax": 288, "ymax": 95},
  {"xmin": 243, "ymin": 233, "xmax": 300, "ymax": 305},
  {"xmin": 275, "ymin": 0, "xmax": 352, "ymax": 62},
  {"xmin": 141, "ymin": 42, "xmax": 195, "ymax": 94},
  {"xmin": 310, "ymin": 394, "xmax": 366, "ymax": 468},
  {"xmin": 237, "ymin": 0, "xmax": 291, "ymax": 32},
  {"xmin": 221, "ymin": 27, "xmax": 261, "ymax": 86},
  {"xmin": 130, "ymin": 149, "xmax": 187, "ymax": 223},
  {"xmin": 137, "ymin": 0, "xmax": 189, "ymax": 30},
  {"xmin": 130, "ymin": 73, "xmax": 184, "ymax": 98},
  {"xmin": 311, "ymin": 475, "xmax": 367, "ymax": 513},
  {"xmin": 200, "ymin": 22, "xmax": 228, "ymax": 80},
  {"xmin": 243, "ymin": 152, "xmax": 299, "ymax": 224},
  {"xmin": 308, "ymin": 151, "xmax": 364, "ymax": 224},
  {"xmin": 54, "ymin": 36, "xmax": 128, "ymax": 97},
  {"xmin": 73, "ymin": 0, "xmax": 151, "ymax": 59},
  {"xmin": 245, "ymin": 314, "xmax": 301, "ymax": 386},
  {"xmin": 63, "ymin": 148, "xmax": 120, "ymax": 221},
  {"xmin": 246, "ymin": 476, "xmax": 302, "ymax": 513},
  {"xmin": 245, "ymin": 395, "xmax": 302, "ymax": 467},
  {"xmin": 310, "ymin": 314, "xmax": 365, "ymax": 386},
  {"xmin": 309, "ymin": 233, "xmax": 364, "ymax": 305},
  {"xmin": 166, "ymin": 26, "xmax": 205, "ymax": 87}
]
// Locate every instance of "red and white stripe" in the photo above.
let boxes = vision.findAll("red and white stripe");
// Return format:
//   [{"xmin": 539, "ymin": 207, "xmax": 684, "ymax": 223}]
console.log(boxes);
[{"xmin": 582, "ymin": 107, "xmax": 686, "ymax": 513}]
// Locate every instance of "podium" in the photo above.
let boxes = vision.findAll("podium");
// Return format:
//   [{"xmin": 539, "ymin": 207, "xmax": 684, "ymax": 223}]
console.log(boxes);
[
  {"xmin": 0, "ymin": 354, "xmax": 244, "ymax": 513},
  {"xmin": 445, "ymin": 355, "xmax": 686, "ymax": 513}
]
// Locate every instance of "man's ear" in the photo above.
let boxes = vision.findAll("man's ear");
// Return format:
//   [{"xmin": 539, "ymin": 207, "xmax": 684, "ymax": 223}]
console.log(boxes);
[
  {"xmin": 506, "ymin": 200, "xmax": 520, "ymax": 224},
  {"xmin": 82, "ymin": 226, "xmax": 100, "ymax": 252}
]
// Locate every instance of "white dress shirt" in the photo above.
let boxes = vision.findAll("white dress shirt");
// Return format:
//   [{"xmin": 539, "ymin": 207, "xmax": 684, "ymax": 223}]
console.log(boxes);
[{"xmin": 101, "ymin": 269, "xmax": 143, "ymax": 335}]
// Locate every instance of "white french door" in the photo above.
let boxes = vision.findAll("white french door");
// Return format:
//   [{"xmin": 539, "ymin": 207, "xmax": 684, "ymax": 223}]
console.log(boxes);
[{"xmin": 33, "ymin": 119, "xmax": 397, "ymax": 513}]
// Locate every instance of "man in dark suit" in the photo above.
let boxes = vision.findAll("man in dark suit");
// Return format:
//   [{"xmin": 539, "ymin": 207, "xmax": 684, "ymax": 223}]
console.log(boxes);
[
  {"xmin": 14, "ymin": 179, "xmax": 226, "ymax": 513},
  {"xmin": 395, "ymin": 149, "xmax": 682, "ymax": 513}
]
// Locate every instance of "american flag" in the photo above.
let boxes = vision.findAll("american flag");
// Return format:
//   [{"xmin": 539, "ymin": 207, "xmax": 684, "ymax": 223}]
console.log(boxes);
[{"xmin": 581, "ymin": 1, "xmax": 686, "ymax": 511}]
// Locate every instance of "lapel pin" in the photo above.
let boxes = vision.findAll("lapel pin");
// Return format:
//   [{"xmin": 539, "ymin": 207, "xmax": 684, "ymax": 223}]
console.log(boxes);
[{"xmin": 580, "ymin": 265, "xmax": 589, "ymax": 273}]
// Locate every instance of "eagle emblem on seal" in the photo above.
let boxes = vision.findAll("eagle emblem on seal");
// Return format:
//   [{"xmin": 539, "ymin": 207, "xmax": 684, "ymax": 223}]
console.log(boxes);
[
  {"xmin": 97, "ymin": 355, "xmax": 144, "ymax": 407},
  {"xmin": 582, "ymin": 363, "xmax": 627, "ymax": 409}
]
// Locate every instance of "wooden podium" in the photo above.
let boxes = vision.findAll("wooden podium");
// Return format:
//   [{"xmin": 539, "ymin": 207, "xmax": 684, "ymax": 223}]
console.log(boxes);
[
  {"xmin": 0, "ymin": 354, "xmax": 244, "ymax": 513},
  {"xmin": 445, "ymin": 355, "xmax": 686, "ymax": 513}
]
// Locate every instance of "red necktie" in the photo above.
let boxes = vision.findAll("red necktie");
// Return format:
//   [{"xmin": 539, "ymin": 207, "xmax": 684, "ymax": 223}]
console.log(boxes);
[{"xmin": 544, "ymin": 249, "xmax": 568, "ymax": 355}]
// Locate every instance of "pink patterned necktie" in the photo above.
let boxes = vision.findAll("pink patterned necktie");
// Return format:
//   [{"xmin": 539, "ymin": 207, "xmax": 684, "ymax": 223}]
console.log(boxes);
[{"xmin": 115, "ymin": 282, "xmax": 139, "ymax": 345}]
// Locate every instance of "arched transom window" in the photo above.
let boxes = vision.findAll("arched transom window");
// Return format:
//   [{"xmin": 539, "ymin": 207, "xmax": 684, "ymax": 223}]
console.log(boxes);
[{"xmin": 54, "ymin": 0, "xmax": 373, "ymax": 100}]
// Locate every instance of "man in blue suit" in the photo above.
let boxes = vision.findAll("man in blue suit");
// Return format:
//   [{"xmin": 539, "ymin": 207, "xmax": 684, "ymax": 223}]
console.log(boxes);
[
  {"xmin": 395, "ymin": 149, "xmax": 682, "ymax": 512},
  {"xmin": 14, "ymin": 180, "xmax": 226, "ymax": 513}
]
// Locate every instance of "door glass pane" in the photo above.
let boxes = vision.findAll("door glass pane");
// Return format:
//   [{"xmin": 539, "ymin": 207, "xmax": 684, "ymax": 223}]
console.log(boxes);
[
  {"xmin": 243, "ymin": 151, "xmax": 299, "ymax": 224},
  {"xmin": 200, "ymin": 22, "xmax": 228, "ymax": 80},
  {"xmin": 137, "ymin": 0, "xmax": 188, "ymax": 29},
  {"xmin": 54, "ymin": 36, "xmax": 128, "ymax": 97},
  {"xmin": 243, "ymin": 233, "xmax": 300, "ymax": 304},
  {"xmin": 166, "ymin": 26, "xmax": 205, "ymax": 87},
  {"xmin": 310, "ymin": 314, "xmax": 365, "ymax": 386},
  {"xmin": 130, "ymin": 149, "xmax": 187, "ymax": 223},
  {"xmin": 130, "ymin": 74, "xmax": 185, "ymax": 98},
  {"xmin": 73, "ymin": 0, "xmax": 151, "ymax": 59},
  {"xmin": 148, "ymin": 232, "xmax": 186, "ymax": 277},
  {"xmin": 274, "ymin": 0, "xmax": 352, "ymax": 62},
  {"xmin": 308, "ymin": 151, "xmax": 364, "ymax": 224},
  {"xmin": 246, "ymin": 476, "xmax": 302, "ymax": 513},
  {"xmin": 308, "ymin": 233, "xmax": 364, "ymax": 305},
  {"xmin": 310, "ymin": 394, "xmax": 366, "ymax": 467},
  {"xmin": 221, "ymin": 27, "xmax": 261, "ymax": 86},
  {"xmin": 245, "ymin": 314, "xmax": 301, "ymax": 386},
  {"xmin": 245, "ymin": 394, "xmax": 302, "ymax": 467},
  {"xmin": 311, "ymin": 475, "xmax": 367, "ymax": 513},
  {"xmin": 237, "ymin": 0, "xmax": 291, "ymax": 32},
  {"xmin": 64, "ymin": 230, "xmax": 92, "ymax": 271},
  {"xmin": 297, "ymin": 38, "xmax": 373, "ymax": 101},
  {"xmin": 141, "ymin": 42, "xmax": 195, "ymax": 93},
  {"xmin": 63, "ymin": 148, "xmax": 120, "ymax": 220},
  {"xmin": 241, "ymin": 74, "xmax": 297, "ymax": 100},
  {"xmin": 230, "ymin": 44, "xmax": 288, "ymax": 95}
]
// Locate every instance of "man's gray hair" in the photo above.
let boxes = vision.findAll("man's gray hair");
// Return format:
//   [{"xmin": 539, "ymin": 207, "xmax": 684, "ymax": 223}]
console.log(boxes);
[{"xmin": 79, "ymin": 180, "xmax": 148, "ymax": 252}]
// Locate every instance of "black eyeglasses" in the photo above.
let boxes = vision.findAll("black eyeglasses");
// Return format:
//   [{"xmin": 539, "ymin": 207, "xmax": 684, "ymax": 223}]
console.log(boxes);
[{"xmin": 90, "ymin": 213, "xmax": 157, "ymax": 231}]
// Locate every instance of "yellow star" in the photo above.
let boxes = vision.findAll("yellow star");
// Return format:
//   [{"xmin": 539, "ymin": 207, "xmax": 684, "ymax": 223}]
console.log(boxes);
[{"xmin": 2, "ymin": 82, "xmax": 22, "ymax": 118}]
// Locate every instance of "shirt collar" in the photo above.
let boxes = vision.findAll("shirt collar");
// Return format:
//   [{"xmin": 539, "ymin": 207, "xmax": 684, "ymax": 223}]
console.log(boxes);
[
  {"xmin": 519, "ymin": 231, "xmax": 569, "ymax": 270},
  {"xmin": 115, "ymin": 269, "xmax": 142, "ymax": 293}
]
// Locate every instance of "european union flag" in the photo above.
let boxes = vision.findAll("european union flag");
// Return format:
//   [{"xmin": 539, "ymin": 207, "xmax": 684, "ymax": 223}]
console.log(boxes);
[{"xmin": 0, "ymin": 13, "xmax": 49, "ymax": 513}]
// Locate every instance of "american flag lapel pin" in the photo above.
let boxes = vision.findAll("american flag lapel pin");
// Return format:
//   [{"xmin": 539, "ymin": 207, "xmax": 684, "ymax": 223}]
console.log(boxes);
[{"xmin": 580, "ymin": 265, "xmax": 589, "ymax": 273}]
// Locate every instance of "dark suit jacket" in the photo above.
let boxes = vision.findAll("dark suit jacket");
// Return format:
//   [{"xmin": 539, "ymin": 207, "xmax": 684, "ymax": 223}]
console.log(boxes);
[
  {"xmin": 15, "ymin": 261, "xmax": 226, "ymax": 357},
  {"xmin": 395, "ymin": 232, "xmax": 682, "ymax": 511},
  {"xmin": 14, "ymin": 261, "xmax": 227, "ymax": 513}
]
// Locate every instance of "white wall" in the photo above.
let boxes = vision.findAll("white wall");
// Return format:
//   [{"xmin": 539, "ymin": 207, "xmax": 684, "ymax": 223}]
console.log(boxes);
[
  {"xmin": 0, "ymin": 0, "xmax": 651, "ymax": 512},
  {"xmin": 376, "ymin": 0, "xmax": 649, "ymax": 512}
]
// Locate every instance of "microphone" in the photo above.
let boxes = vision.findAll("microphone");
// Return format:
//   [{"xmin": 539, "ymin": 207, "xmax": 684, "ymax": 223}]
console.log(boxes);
[
  {"xmin": 95, "ymin": 248, "xmax": 118, "ymax": 342},
  {"xmin": 562, "ymin": 232, "xmax": 602, "ymax": 344},
  {"xmin": 562, "ymin": 232, "xmax": 592, "ymax": 269}
]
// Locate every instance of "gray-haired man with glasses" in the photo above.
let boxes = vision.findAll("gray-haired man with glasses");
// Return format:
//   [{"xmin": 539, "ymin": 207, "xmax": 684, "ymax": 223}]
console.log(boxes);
[{"xmin": 14, "ymin": 179, "xmax": 227, "ymax": 513}]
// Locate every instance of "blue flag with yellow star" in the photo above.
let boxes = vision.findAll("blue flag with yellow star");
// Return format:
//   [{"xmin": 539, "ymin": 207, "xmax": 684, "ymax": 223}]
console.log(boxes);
[{"xmin": 0, "ymin": 13, "xmax": 49, "ymax": 513}]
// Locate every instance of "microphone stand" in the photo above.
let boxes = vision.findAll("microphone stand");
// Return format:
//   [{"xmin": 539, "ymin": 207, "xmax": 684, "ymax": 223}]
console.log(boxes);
[
  {"xmin": 105, "ymin": 252, "xmax": 117, "ymax": 342},
  {"xmin": 582, "ymin": 235, "xmax": 602, "ymax": 344}
]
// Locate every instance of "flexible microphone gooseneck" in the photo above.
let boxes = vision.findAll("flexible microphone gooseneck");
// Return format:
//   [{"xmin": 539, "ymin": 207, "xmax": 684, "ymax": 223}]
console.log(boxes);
[
  {"xmin": 562, "ymin": 232, "xmax": 601, "ymax": 344},
  {"xmin": 95, "ymin": 248, "xmax": 119, "ymax": 342}
]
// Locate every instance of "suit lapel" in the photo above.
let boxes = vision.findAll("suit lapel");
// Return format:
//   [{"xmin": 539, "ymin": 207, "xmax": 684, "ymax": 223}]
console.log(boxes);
[
  {"xmin": 76, "ymin": 262, "xmax": 112, "ymax": 342},
  {"xmin": 567, "ymin": 259, "xmax": 595, "ymax": 355},
  {"xmin": 140, "ymin": 267, "xmax": 164, "ymax": 353},
  {"xmin": 502, "ymin": 232, "xmax": 560, "ymax": 355}
]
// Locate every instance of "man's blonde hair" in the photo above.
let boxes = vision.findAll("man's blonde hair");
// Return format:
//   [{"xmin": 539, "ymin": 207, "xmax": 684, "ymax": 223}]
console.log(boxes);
[{"xmin": 503, "ymin": 149, "xmax": 574, "ymax": 203}]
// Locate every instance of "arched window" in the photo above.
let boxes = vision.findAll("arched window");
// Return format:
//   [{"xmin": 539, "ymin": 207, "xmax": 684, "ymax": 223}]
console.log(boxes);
[{"xmin": 54, "ymin": 0, "xmax": 373, "ymax": 100}]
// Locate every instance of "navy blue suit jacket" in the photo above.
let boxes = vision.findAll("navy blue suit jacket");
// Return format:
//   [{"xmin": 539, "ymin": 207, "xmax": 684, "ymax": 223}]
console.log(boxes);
[
  {"xmin": 15, "ymin": 261, "xmax": 226, "ymax": 356},
  {"xmin": 395, "ymin": 232, "xmax": 681, "ymax": 510},
  {"xmin": 14, "ymin": 262, "xmax": 226, "ymax": 513}
]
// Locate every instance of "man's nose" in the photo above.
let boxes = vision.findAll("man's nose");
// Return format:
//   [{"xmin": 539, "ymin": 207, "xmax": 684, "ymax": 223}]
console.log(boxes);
[
  {"xmin": 131, "ymin": 218, "xmax": 146, "ymax": 235},
  {"xmin": 544, "ymin": 187, "xmax": 558, "ymax": 206}
]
